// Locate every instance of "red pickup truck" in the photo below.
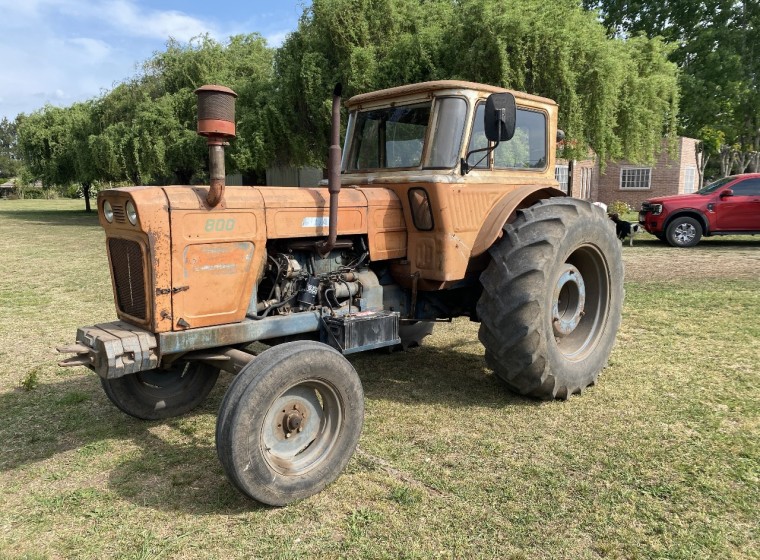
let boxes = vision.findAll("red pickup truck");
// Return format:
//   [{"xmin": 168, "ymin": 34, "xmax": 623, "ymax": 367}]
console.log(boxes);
[{"xmin": 639, "ymin": 173, "xmax": 760, "ymax": 247}]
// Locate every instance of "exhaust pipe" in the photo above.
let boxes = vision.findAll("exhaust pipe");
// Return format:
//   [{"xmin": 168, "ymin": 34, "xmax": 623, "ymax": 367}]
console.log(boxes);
[
  {"xmin": 317, "ymin": 83, "xmax": 343, "ymax": 256},
  {"xmin": 194, "ymin": 85, "xmax": 238, "ymax": 207}
]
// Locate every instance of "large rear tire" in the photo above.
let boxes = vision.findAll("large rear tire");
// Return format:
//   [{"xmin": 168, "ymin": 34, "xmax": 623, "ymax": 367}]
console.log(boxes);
[
  {"xmin": 477, "ymin": 198, "xmax": 623, "ymax": 399},
  {"xmin": 216, "ymin": 341, "xmax": 364, "ymax": 506},
  {"xmin": 101, "ymin": 362, "xmax": 219, "ymax": 420}
]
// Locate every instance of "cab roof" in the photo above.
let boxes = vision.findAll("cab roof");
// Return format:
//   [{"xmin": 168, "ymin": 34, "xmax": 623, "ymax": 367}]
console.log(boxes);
[{"xmin": 346, "ymin": 80, "xmax": 556, "ymax": 109}]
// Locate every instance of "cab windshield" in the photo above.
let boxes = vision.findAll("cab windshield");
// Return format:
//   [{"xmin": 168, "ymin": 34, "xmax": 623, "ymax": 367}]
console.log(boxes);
[
  {"xmin": 696, "ymin": 176, "xmax": 733, "ymax": 195},
  {"xmin": 344, "ymin": 97, "xmax": 467, "ymax": 171}
]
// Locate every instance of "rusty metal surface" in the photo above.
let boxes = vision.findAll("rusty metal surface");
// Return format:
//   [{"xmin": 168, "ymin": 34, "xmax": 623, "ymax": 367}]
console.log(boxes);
[
  {"xmin": 57, "ymin": 321, "xmax": 159, "ymax": 379},
  {"xmin": 206, "ymin": 143, "xmax": 227, "ymax": 207},
  {"xmin": 195, "ymin": 84, "xmax": 237, "ymax": 136},
  {"xmin": 470, "ymin": 185, "xmax": 566, "ymax": 256},
  {"xmin": 316, "ymin": 85, "xmax": 344, "ymax": 256},
  {"xmin": 187, "ymin": 347, "xmax": 256, "ymax": 375},
  {"xmin": 164, "ymin": 186, "xmax": 267, "ymax": 331},
  {"xmin": 158, "ymin": 312, "xmax": 322, "ymax": 355},
  {"xmin": 97, "ymin": 187, "xmax": 173, "ymax": 333},
  {"xmin": 347, "ymin": 80, "xmax": 556, "ymax": 109}
]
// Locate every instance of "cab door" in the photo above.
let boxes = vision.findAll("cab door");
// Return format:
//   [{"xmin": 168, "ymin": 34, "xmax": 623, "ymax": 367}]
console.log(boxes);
[{"xmin": 715, "ymin": 178, "xmax": 760, "ymax": 230}]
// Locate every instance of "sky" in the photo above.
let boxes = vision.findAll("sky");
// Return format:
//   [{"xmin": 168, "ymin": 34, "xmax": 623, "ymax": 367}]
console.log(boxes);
[{"xmin": 0, "ymin": 0, "xmax": 310, "ymax": 121}]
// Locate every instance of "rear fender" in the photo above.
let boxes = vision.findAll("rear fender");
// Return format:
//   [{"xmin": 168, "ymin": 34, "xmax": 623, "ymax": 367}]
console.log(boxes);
[{"xmin": 471, "ymin": 185, "xmax": 565, "ymax": 256}]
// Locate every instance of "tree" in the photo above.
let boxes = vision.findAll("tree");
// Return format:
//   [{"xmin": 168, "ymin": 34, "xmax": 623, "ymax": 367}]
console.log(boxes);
[
  {"xmin": 695, "ymin": 126, "xmax": 724, "ymax": 188},
  {"xmin": 585, "ymin": 0, "xmax": 760, "ymax": 176},
  {"xmin": 275, "ymin": 0, "xmax": 679, "ymax": 167},
  {"xmin": 0, "ymin": 117, "xmax": 21, "ymax": 179},
  {"xmin": 17, "ymin": 33, "xmax": 276, "ymax": 199}
]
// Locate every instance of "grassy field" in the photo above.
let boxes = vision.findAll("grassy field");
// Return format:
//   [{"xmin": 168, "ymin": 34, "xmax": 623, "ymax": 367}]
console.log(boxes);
[{"xmin": 1, "ymin": 199, "xmax": 758, "ymax": 559}]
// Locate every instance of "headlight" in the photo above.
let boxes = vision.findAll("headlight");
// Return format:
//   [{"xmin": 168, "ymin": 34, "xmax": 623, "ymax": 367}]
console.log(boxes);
[
  {"xmin": 126, "ymin": 200, "xmax": 138, "ymax": 225},
  {"xmin": 103, "ymin": 200, "xmax": 114, "ymax": 223},
  {"xmin": 651, "ymin": 204, "xmax": 663, "ymax": 215}
]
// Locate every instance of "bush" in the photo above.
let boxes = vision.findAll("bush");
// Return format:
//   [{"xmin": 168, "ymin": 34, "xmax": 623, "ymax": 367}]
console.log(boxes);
[
  {"xmin": 17, "ymin": 187, "xmax": 46, "ymax": 200},
  {"xmin": 608, "ymin": 201, "xmax": 633, "ymax": 216}
]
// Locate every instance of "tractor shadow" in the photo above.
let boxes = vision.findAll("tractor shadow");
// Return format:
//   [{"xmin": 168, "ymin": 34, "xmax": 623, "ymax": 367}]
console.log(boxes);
[
  {"xmin": 0, "ymin": 341, "xmax": 540, "ymax": 514},
  {"xmin": 0, "ymin": 374, "xmax": 262, "ymax": 514},
  {"xmin": 351, "ymin": 340, "xmax": 544, "ymax": 410}
]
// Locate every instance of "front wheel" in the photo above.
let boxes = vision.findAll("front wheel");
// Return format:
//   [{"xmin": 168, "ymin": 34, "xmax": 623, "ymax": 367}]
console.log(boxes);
[
  {"xmin": 101, "ymin": 362, "xmax": 219, "ymax": 420},
  {"xmin": 216, "ymin": 341, "xmax": 364, "ymax": 506},
  {"xmin": 666, "ymin": 216, "xmax": 702, "ymax": 247},
  {"xmin": 477, "ymin": 198, "xmax": 624, "ymax": 399}
]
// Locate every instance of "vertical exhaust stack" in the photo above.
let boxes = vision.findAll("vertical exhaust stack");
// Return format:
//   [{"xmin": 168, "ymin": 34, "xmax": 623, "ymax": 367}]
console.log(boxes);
[
  {"xmin": 194, "ymin": 85, "xmax": 238, "ymax": 207},
  {"xmin": 317, "ymin": 84, "xmax": 343, "ymax": 256}
]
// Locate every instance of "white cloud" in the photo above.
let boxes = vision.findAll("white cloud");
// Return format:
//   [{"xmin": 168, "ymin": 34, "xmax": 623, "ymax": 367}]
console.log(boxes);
[
  {"xmin": 68, "ymin": 37, "xmax": 112, "ymax": 61},
  {"xmin": 98, "ymin": 0, "xmax": 220, "ymax": 41},
  {"xmin": 0, "ymin": 0, "xmax": 304, "ymax": 119},
  {"xmin": 265, "ymin": 30, "xmax": 291, "ymax": 48}
]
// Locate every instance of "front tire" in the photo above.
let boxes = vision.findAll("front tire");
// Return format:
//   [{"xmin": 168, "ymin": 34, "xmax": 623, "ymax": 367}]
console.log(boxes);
[
  {"xmin": 477, "ymin": 198, "xmax": 623, "ymax": 399},
  {"xmin": 666, "ymin": 216, "xmax": 702, "ymax": 247},
  {"xmin": 216, "ymin": 341, "xmax": 364, "ymax": 506},
  {"xmin": 101, "ymin": 362, "xmax": 219, "ymax": 420}
]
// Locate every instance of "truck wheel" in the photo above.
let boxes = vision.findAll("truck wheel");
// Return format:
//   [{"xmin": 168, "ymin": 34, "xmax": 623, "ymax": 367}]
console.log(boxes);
[
  {"xmin": 100, "ymin": 362, "xmax": 219, "ymax": 420},
  {"xmin": 665, "ymin": 216, "xmax": 702, "ymax": 247},
  {"xmin": 216, "ymin": 341, "xmax": 364, "ymax": 506},
  {"xmin": 477, "ymin": 198, "xmax": 623, "ymax": 399}
]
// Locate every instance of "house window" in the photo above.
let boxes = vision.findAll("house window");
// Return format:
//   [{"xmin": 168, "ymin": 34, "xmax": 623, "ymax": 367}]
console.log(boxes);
[
  {"xmin": 555, "ymin": 165, "xmax": 569, "ymax": 193},
  {"xmin": 684, "ymin": 166, "xmax": 696, "ymax": 193},
  {"xmin": 620, "ymin": 168, "xmax": 651, "ymax": 190}
]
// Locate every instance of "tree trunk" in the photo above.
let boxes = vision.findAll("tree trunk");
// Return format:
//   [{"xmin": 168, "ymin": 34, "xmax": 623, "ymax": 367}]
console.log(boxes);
[
  {"xmin": 696, "ymin": 142, "xmax": 709, "ymax": 189},
  {"xmin": 747, "ymin": 152, "xmax": 759, "ymax": 173},
  {"xmin": 735, "ymin": 151, "xmax": 749, "ymax": 174},
  {"xmin": 720, "ymin": 147, "xmax": 736, "ymax": 177},
  {"xmin": 83, "ymin": 182, "xmax": 92, "ymax": 212}
]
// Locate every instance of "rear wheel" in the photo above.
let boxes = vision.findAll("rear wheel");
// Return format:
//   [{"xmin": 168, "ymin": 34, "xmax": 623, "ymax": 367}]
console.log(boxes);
[
  {"xmin": 477, "ymin": 198, "xmax": 623, "ymax": 399},
  {"xmin": 216, "ymin": 341, "xmax": 364, "ymax": 506},
  {"xmin": 101, "ymin": 362, "xmax": 219, "ymax": 420},
  {"xmin": 666, "ymin": 216, "xmax": 702, "ymax": 247}
]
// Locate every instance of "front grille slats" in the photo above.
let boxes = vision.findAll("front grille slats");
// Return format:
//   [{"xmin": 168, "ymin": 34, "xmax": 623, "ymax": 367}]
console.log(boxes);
[
  {"xmin": 108, "ymin": 238, "xmax": 147, "ymax": 320},
  {"xmin": 111, "ymin": 204, "xmax": 126, "ymax": 223}
]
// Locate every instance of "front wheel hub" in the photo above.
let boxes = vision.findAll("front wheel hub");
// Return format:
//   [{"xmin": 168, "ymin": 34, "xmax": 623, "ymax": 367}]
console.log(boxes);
[{"xmin": 552, "ymin": 264, "xmax": 586, "ymax": 337}]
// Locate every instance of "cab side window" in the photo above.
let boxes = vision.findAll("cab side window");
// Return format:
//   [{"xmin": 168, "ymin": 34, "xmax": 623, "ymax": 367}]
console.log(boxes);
[
  {"xmin": 494, "ymin": 109, "xmax": 547, "ymax": 169},
  {"xmin": 467, "ymin": 103, "xmax": 547, "ymax": 170}
]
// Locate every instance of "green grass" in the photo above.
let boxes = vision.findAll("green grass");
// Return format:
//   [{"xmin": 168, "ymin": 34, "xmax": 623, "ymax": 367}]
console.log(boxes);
[{"xmin": 1, "ymin": 199, "xmax": 758, "ymax": 559}]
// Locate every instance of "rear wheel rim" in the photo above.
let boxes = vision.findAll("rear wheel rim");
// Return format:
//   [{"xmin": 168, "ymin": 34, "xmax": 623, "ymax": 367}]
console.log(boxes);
[{"xmin": 551, "ymin": 245, "xmax": 610, "ymax": 361}]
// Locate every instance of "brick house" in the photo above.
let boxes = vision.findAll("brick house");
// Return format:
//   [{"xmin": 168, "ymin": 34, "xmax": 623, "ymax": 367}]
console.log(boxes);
[{"xmin": 555, "ymin": 137, "xmax": 700, "ymax": 209}]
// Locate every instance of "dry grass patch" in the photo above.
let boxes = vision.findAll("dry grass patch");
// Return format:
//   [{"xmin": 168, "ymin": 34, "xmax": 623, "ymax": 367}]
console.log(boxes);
[{"xmin": 0, "ymin": 199, "xmax": 758, "ymax": 559}]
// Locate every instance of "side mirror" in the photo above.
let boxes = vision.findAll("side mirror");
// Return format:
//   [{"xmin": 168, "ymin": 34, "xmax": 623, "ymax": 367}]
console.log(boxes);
[
  {"xmin": 719, "ymin": 189, "xmax": 734, "ymax": 198},
  {"xmin": 484, "ymin": 92, "xmax": 516, "ymax": 142}
]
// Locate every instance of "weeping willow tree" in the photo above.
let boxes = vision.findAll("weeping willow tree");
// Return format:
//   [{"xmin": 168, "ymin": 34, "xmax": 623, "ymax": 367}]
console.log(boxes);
[{"xmin": 274, "ymin": 0, "xmax": 680, "ymax": 167}]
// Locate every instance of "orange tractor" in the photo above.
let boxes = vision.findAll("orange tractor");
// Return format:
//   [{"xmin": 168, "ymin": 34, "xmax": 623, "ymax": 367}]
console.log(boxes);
[{"xmin": 59, "ymin": 81, "xmax": 623, "ymax": 505}]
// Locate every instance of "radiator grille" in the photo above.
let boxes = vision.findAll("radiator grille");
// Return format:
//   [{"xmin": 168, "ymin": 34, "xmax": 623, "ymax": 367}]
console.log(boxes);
[
  {"xmin": 108, "ymin": 238, "xmax": 147, "ymax": 320},
  {"xmin": 111, "ymin": 204, "xmax": 126, "ymax": 223}
]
